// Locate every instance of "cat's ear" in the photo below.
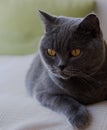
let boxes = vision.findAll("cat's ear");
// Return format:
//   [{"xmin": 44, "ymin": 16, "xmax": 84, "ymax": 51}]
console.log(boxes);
[
  {"xmin": 38, "ymin": 10, "xmax": 59, "ymax": 32},
  {"xmin": 78, "ymin": 13, "xmax": 101, "ymax": 36}
]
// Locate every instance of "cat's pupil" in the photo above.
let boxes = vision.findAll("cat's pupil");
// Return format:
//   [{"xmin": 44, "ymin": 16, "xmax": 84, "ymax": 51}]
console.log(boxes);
[
  {"xmin": 47, "ymin": 49, "xmax": 56, "ymax": 56},
  {"xmin": 71, "ymin": 49, "xmax": 81, "ymax": 57}
]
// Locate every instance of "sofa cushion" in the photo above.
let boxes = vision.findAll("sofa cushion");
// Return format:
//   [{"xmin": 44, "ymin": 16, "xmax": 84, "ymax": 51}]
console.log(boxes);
[{"xmin": 0, "ymin": 55, "xmax": 107, "ymax": 130}]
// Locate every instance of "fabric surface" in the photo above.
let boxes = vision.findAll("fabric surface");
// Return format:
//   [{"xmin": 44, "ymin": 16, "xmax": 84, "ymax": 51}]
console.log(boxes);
[
  {"xmin": 0, "ymin": 55, "xmax": 107, "ymax": 130},
  {"xmin": 0, "ymin": 0, "xmax": 95, "ymax": 55}
]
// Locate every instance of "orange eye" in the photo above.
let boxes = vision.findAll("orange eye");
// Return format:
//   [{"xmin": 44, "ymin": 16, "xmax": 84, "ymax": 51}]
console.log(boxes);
[
  {"xmin": 47, "ymin": 49, "xmax": 56, "ymax": 56},
  {"xmin": 71, "ymin": 49, "xmax": 81, "ymax": 57}
]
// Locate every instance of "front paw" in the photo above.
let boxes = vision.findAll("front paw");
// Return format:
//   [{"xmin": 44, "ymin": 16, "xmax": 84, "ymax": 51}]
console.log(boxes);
[{"xmin": 68, "ymin": 106, "xmax": 91, "ymax": 130}]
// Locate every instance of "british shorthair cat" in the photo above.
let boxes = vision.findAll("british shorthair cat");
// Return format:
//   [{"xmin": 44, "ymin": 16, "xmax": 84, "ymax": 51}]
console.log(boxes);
[{"xmin": 26, "ymin": 10, "xmax": 107, "ymax": 129}]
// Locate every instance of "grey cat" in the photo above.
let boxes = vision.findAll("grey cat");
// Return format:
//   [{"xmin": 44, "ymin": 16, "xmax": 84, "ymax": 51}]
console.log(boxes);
[{"xmin": 26, "ymin": 10, "xmax": 107, "ymax": 130}]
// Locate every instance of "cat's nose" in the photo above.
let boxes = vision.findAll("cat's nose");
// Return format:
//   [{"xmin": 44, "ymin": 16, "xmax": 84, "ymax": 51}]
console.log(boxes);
[{"xmin": 58, "ymin": 65, "xmax": 66, "ymax": 71}]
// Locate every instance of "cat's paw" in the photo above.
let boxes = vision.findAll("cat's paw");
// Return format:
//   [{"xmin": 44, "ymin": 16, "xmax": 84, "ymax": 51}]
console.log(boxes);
[{"xmin": 68, "ymin": 106, "xmax": 91, "ymax": 130}]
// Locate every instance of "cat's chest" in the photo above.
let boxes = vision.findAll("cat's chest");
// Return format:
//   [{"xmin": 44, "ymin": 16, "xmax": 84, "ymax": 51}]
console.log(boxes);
[{"xmin": 57, "ymin": 77, "xmax": 107, "ymax": 105}]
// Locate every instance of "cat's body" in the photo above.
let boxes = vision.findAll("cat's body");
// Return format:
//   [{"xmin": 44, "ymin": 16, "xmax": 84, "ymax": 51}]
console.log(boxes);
[
  {"xmin": 26, "ymin": 11, "xmax": 107, "ymax": 129},
  {"xmin": 27, "ymin": 51, "xmax": 107, "ymax": 105}
]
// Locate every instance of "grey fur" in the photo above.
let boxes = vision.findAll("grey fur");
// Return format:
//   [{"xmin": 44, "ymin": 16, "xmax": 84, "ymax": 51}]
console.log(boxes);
[{"xmin": 26, "ymin": 11, "xmax": 107, "ymax": 129}]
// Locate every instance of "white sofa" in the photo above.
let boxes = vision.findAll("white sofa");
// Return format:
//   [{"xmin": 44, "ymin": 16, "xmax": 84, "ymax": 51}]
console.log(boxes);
[{"xmin": 0, "ymin": 1, "xmax": 107, "ymax": 130}]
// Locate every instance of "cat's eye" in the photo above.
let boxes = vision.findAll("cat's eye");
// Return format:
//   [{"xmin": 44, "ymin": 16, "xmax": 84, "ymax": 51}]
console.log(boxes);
[
  {"xmin": 71, "ymin": 48, "xmax": 81, "ymax": 57},
  {"xmin": 47, "ymin": 49, "xmax": 56, "ymax": 56}
]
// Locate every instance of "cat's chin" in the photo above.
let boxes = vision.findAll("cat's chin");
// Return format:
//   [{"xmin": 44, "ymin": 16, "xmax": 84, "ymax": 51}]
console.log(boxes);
[
  {"xmin": 49, "ymin": 70, "xmax": 72, "ymax": 80},
  {"xmin": 59, "ymin": 76, "xmax": 71, "ymax": 80},
  {"xmin": 60, "ymin": 73, "xmax": 71, "ymax": 79}
]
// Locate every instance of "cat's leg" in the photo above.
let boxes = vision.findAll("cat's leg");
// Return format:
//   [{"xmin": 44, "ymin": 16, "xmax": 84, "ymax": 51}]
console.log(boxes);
[{"xmin": 36, "ymin": 93, "xmax": 91, "ymax": 130}]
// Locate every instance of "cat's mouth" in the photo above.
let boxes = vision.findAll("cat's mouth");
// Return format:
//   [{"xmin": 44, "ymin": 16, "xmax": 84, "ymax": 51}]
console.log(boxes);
[
  {"xmin": 59, "ymin": 71, "xmax": 71, "ymax": 79},
  {"xmin": 52, "ymin": 70, "xmax": 79, "ymax": 79},
  {"xmin": 50, "ymin": 67, "xmax": 83, "ymax": 79}
]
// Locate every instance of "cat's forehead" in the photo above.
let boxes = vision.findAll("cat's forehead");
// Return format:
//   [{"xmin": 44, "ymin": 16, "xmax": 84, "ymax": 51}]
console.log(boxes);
[
  {"xmin": 53, "ymin": 17, "xmax": 82, "ymax": 38},
  {"xmin": 50, "ymin": 21, "xmax": 80, "ymax": 48}
]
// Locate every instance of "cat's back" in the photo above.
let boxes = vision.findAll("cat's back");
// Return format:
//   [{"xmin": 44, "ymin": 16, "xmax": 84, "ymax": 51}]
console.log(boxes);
[{"xmin": 26, "ymin": 53, "xmax": 45, "ymax": 96}]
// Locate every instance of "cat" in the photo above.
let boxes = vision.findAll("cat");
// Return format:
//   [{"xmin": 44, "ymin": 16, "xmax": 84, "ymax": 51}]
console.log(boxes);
[{"xmin": 26, "ymin": 10, "xmax": 107, "ymax": 130}]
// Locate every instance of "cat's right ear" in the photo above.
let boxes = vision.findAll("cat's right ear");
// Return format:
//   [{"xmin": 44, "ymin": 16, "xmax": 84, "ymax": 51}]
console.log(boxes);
[
  {"xmin": 78, "ymin": 13, "xmax": 101, "ymax": 37},
  {"xmin": 38, "ymin": 10, "xmax": 59, "ymax": 32}
]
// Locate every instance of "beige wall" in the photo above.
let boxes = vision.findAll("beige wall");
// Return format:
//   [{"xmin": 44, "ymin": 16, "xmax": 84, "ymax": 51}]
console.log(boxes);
[{"xmin": 96, "ymin": 0, "xmax": 107, "ymax": 41}]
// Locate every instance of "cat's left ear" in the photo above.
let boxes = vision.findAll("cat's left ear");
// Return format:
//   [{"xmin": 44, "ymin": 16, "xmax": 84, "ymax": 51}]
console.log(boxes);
[
  {"xmin": 78, "ymin": 13, "xmax": 101, "ymax": 36},
  {"xmin": 38, "ymin": 10, "xmax": 59, "ymax": 32}
]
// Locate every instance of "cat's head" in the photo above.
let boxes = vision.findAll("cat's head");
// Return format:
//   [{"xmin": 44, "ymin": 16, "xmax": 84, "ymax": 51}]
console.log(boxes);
[{"xmin": 39, "ymin": 10, "xmax": 106, "ymax": 79}]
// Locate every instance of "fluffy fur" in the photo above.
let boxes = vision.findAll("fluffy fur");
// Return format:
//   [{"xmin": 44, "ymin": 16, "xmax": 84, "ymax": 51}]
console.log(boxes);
[{"xmin": 26, "ymin": 11, "xmax": 107, "ymax": 129}]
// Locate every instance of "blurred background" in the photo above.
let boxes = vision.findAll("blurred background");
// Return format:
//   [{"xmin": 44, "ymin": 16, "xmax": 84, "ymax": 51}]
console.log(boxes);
[{"xmin": 0, "ymin": 0, "xmax": 97, "ymax": 55}]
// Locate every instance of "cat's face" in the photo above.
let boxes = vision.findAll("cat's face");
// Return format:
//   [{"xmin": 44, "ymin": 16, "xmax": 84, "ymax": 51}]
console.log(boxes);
[{"xmin": 39, "ymin": 11, "xmax": 106, "ymax": 79}]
